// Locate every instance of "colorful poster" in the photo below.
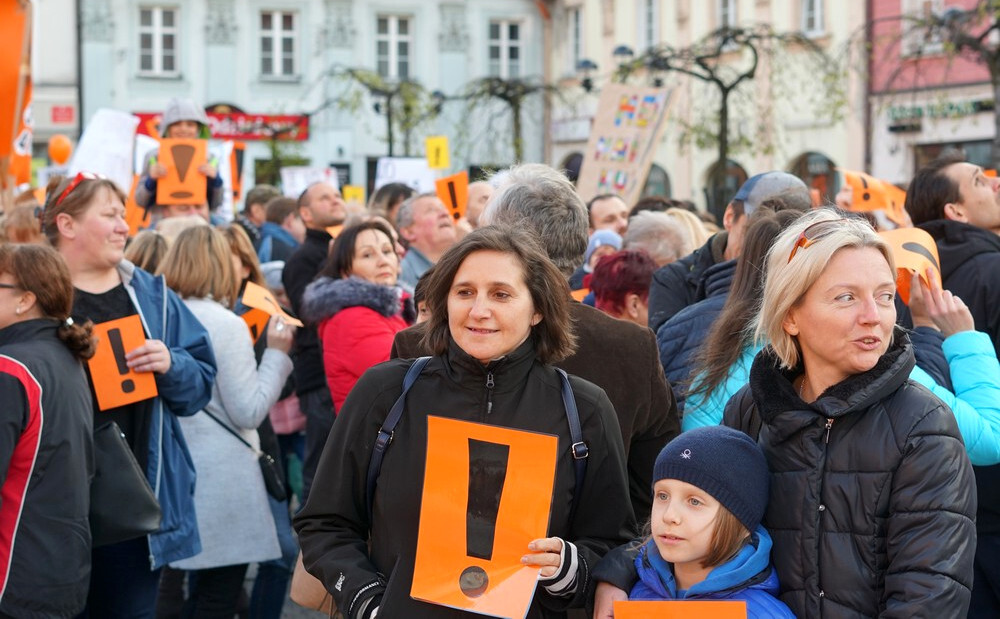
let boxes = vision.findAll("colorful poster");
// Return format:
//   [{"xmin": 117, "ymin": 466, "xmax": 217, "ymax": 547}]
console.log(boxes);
[
  {"xmin": 87, "ymin": 315, "xmax": 159, "ymax": 411},
  {"xmin": 613, "ymin": 600, "xmax": 747, "ymax": 618},
  {"xmin": 411, "ymin": 417, "xmax": 558, "ymax": 618},
  {"xmin": 576, "ymin": 84, "xmax": 673, "ymax": 207}
]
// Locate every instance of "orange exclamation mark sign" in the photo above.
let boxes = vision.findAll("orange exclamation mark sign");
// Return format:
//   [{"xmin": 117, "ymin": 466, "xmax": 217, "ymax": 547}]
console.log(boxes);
[
  {"xmin": 108, "ymin": 328, "xmax": 136, "ymax": 394},
  {"xmin": 170, "ymin": 143, "xmax": 196, "ymax": 199},
  {"xmin": 435, "ymin": 171, "xmax": 469, "ymax": 222},
  {"xmin": 460, "ymin": 439, "xmax": 509, "ymax": 598}
]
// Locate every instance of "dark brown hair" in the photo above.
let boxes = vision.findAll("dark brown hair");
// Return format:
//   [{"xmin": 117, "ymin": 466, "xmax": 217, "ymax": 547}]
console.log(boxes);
[
  {"xmin": 220, "ymin": 224, "xmax": 266, "ymax": 288},
  {"xmin": 419, "ymin": 225, "xmax": 576, "ymax": 364},
  {"xmin": 904, "ymin": 152, "xmax": 964, "ymax": 225},
  {"xmin": 42, "ymin": 175, "xmax": 127, "ymax": 247},
  {"xmin": 318, "ymin": 220, "xmax": 398, "ymax": 280},
  {"xmin": 0, "ymin": 244, "xmax": 96, "ymax": 360}
]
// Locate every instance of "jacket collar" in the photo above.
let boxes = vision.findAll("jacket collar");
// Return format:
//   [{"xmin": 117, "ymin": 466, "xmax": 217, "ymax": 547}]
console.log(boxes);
[
  {"xmin": 443, "ymin": 336, "xmax": 537, "ymax": 392},
  {"xmin": 301, "ymin": 276, "xmax": 405, "ymax": 324},
  {"xmin": 0, "ymin": 318, "xmax": 59, "ymax": 347},
  {"xmin": 305, "ymin": 227, "xmax": 333, "ymax": 245},
  {"xmin": 748, "ymin": 326, "xmax": 914, "ymax": 439}
]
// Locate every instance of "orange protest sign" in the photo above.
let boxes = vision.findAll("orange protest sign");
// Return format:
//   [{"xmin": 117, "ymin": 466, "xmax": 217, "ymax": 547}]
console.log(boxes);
[
  {"xmin": 435, "ymin": 171, "xmax": 469, "ymax": 222},
  {"xmin": 570, "ymin": 288, "xmax": 590, "ymax": 302},
  {"xmin": 840, "ymin": 170, "xmax": 908, "ymax": 227},
  {"xmin": 240, "ymin": 281, "xmax": 304, "ymax": 327},
  {"xmin": 613, "ymin": 600, "xmax": 747, "ymax": 618},
  {"xmin": 124, "ymin": 174, "xmax": 152, "ymax": 237},
  {"xmin": 87, "ymin": 315, "xmax": 158, "ymax": 411},
  {"xmin": 0, "ymin": 1, "xmax": 30, "ymax": 160},
  {"xmin": 326, "ymin": 224, "xmax": 343, "ymax": 239},
  {"xmin": 411, "ymin": 417, "xmax": 558, "ymax": 617},
  {"xmin": 241, "ymin": 308, "xmax": 271, "ymax": 344},
  {"xmin": 879, "ymin": 227, "xmax": 943, "ymax": 305},
  {"xmin": 156, "ymin": 138, "xmax": 208, "ymax": 205}
]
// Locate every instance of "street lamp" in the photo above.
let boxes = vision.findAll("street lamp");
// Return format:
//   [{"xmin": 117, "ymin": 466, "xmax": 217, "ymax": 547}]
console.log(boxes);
[
  {"xmin": 613, "ymin": 45, "xmax": 636, "ymax": 83},
  {"xmin": 576, "ymin": 58, "xmax": 598, "ymax": 92}
]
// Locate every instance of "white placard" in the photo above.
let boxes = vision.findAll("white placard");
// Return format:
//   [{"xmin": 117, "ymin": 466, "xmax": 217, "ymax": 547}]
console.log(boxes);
[
  {"xmin": 374, "ymin": 157, "xmax": 436, "ymax": 193},
  {"xmin": 133, "ymin": 134, "xmax": 160, "ymax": 175},
  {"xmin": 280, "ymin": 166, "xmax": 339, "ymax": 198},
  {"xmin": 68, "ymin": 109, "xmax": 140, "ymax": 192}
]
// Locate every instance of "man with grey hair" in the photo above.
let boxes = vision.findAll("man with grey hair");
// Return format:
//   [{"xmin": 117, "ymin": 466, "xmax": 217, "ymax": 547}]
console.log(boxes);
[
  {"xmin": 647, "ymin": 171, "xmax": 811, "ymax": 332},
  {"xmin": 623, "ymin": 210, "xmax": 693, "ymax": 267},
  {"xmin": 396, "ymin": 193, "xmax": 457, "ymax": 289},
  {"xmin": 394, "ymin": 163, "xmax": 679, "ymax": 521}
]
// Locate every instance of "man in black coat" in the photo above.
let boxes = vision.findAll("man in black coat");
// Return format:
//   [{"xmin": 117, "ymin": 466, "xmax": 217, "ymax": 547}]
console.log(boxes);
[
  {"xmin": 906, "ymin": 153, "xmax": 1000, "ymax": 619},
  {"xmin": 392, "ymin": 163, "xmax": 679, "ymax": 523},
  {"xmin": 281, "ymin": 181, "xmax": 346, "ymax": 501}
]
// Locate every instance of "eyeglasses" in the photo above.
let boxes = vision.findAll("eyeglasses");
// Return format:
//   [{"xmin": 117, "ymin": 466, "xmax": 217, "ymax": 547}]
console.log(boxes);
[
  {"xmin": 0, "ymin": 284, "xmax": 20, "ymax": 290},
  {"xmin": 53, "ymin": 171, "xmax": 107, "ymax": 207},
  {"xmin": 787, "ymin": 219, "xmax": 847, "ymax": 263}
]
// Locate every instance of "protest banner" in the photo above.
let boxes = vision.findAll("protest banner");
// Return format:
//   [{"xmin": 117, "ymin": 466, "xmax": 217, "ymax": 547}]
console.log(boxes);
[
  {"xmin": 1, "ymin": 1, "xmax": 32, "ymax": 196},
  {"xmin": 68, "ymin": 109, "xmax": 140, "ymax": 192},
  {"xmin": 879, "ymin": 227, "xmax": 943, "ymax": 305},
  {"xmin": 88, "ymin": 315, "xmax": 158, "ymax": 411},
  {"xmin": 840, "ymin": 170, "xmax": 908, "ymax": 227},
  {"xmin": 241, "ymin": 281, "xmax": 303, "ymax": 327},
  {"xmin": 426, "ymin": 136, "xmax": 451, "ymax": 169},
  {"xmin": 576, "ymin": 84, "xmax": 673, "ymax": 207},
  {"xmin": 411, "ymin": 417, "xmax": 557, "ymax": 618},
  {"xmin": 435, "ymin": 171, "xmax": 469, "ymax": 221},
  {"xmin": 280, "ymin": 166, "xmax": 339, "ymax": 198},
  {"xmin": 374, "ymin": 157, "xmax": 436, "ymax": 193},
  {"xmin": 155, "ymin": 138, "xmax": 208, "ymax": 206},
  {"xmin": 123, "ymin": 174, "xmax": 151, "ymax": 237},
  {"xmin": 241, "ymin": 308, "xmax": 272, "ymax": 344}
]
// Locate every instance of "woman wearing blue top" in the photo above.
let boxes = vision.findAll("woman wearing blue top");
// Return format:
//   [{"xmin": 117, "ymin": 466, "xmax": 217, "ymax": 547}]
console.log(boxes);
[{"xmin": 628, "ymin": 426, "xmax": 793, "ymax": 618}]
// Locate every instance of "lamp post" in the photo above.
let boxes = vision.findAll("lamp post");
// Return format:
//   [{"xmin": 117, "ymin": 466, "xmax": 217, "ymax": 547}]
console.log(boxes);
[{"xmin": 576, "ymin": 58, "xmax": 598, "ymax": 92}]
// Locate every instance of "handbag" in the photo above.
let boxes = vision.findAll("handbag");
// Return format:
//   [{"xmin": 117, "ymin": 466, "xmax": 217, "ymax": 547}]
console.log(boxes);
[
  {"xmin": 291, "ymin": 552, "xmax": 338, "ymax": 617},
  {"xmin": 90, "ymin": 421, "xmax": 163, "ymax": 547},
  {"xmin": 203, "ymin": 411, "xmax": 287, "ymax": 502}
]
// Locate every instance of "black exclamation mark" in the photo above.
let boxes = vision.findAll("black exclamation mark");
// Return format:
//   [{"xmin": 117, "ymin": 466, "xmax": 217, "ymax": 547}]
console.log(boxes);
[
  {"xmin": 860, "ymin": 176, "xmax": 871, "ymax": 201},
  {"xmin": 459, "ymin": 439, "xmax": 510, "ymax": 598},
  {"xmin": 435, "ymin": 147, "xmax": 442, "ymax": 167},
  {"xmin": 108, "ymin": 328, "xmax": 135, "ymax": 393},
  {"xmin": 448, "ymin": 181, "xmax": 460, "ymax": 221},
  {"xmin": 170, "ymin": 144, "xmax": 196, "ymax": 199}
]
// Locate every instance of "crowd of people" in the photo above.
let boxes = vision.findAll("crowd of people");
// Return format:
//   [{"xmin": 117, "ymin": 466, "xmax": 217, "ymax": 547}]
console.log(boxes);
[{"xmin": 0, "ymin": 98, "xmax": 999, "ymax": 619}]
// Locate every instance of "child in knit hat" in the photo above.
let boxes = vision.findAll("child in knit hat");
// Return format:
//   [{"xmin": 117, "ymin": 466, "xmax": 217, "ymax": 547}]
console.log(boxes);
[{"xmin": 628, "ymin": 425, "xmax": 794, "ymax": 617}]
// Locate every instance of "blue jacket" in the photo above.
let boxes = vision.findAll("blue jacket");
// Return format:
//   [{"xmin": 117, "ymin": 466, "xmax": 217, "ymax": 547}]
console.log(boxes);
[
  {"xmin": 656, "ymin": 257, "xmax": 735, "ymax": 412},
  {"xmin": 119, "ymin": 261, "xmax": 217, "ymax": 569},
  {"xmin": 630, "ymin": 526, "xmax": 794, "ymax": 618},
  {"xmin": 683, "ymin": 345, "xmax": 756, "ymax": 432},
  {"xmin": 258, "ymin": 222, "xmax": 300, "ymax": 263}
]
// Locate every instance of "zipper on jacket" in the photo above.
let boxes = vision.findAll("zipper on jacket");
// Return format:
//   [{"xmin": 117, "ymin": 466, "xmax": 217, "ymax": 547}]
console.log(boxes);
[
  {"xmin": 824, "ymin": 418, "xmax": 834, "ymax": 443},
  {"xmin": 486, "ymin": 372, "xmax": 495, "ymax": 415}
]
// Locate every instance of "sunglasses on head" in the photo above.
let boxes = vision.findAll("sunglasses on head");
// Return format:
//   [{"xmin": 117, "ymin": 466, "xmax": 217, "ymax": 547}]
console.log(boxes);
[
  {"xmin": 787, "ymin": 218, "xmax": 848, "ymax": 263},
  {"xmin": 53, "ymin": 171, "xmax": 107, "ymax": 207}
]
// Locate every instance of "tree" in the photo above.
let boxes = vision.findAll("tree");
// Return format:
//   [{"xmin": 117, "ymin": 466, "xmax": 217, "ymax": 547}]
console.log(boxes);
[{"xmin": 460, "ymin": 77, "xmax": 559, "ymax": 162}]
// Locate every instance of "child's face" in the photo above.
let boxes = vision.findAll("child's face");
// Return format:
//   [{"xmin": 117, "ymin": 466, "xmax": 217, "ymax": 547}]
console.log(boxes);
[
  {"xmin": 650, "ymin": 478, "xmax": 722, "ymax": 585},
  {"xmin": 167, "ymin": 120, "xmax": 200, "ymax": 139}
]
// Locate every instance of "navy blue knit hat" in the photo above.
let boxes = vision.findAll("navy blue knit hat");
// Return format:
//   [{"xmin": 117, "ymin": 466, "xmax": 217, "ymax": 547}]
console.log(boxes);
[{"xmin": 653, "ymin": 426, "xmax": 769, "ymax": 533}]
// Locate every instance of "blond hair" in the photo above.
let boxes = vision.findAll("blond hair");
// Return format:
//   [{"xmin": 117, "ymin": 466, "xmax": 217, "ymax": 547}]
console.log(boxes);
[{"xmin": 158, "ymin": 226, "xmax": 240, "ymax": 308}]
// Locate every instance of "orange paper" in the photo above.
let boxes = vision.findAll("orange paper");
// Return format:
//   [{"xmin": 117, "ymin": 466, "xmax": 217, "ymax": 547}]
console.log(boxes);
[
  {"xmin": 840, "ymin": 170, "xmax": 908, "ymax": 227},
  {"xmin": 411, "ymin": 417, "xmax": 558, "ymax": 618},
  {"xmin": 156, "ymin": 138, "xmax": 208, "ymax": 206},
  {"xmin": 240, "ymin": 281, "xmax": 304, "ymax": 327},
  {"xmin": 241, "ymin": 308, "xmax": 271, "ymax": 344},
  {"xmin": 613, "ymin": 600, "xmax": 747, "ymax": 618},
  {"xmin": 435, "ymin": 171, "xmax": 469, "ymax": 222},
  {"xmin": 326, "ymin": 224, "xmax": 344, "ymax": 239},
  {"xmin": 124, "ymin": 174, "xmax": 151, "ymax": 237},
  {"xmin": 570, "ymin": 288, "xmax": 590, "ymax": 302},
  {"xmin": 87, "ymin": 315, "xmax": 158, "ymax": 411},
  {"xmin": 879, "ymin": 227, "xmax": 943, "ymax": 305},
  {"xmin": 0, "ymin": 1, "xmax": 29, "ymax": 159}
]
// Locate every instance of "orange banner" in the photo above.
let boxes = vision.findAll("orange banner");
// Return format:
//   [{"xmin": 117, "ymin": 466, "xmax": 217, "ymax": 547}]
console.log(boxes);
[
  {"xmin": 840, "ymin": 169, "xmax": 908, "ymax": 227},
  {"xmin": 0, "ymin": 1, "xmax": 30, "ymax": 160},
  {"xmin": 124, "ymin": 174, "xmax": 151, "ymax": 237},
  {"xmin": 155, "ymin": 138, "xmax": 208, "ymax": 206},
  {"xmin": 241, "ymin": 281, "xmax": 303, "ymax": 327},
  {"xmin": 879, "ymin": 227, "xmax": 943, "ymax": 305},
  {"xmin": 435, "ymin": 170, "xmax": 469, "ymax": 222},
  {"xmin": 411, "ymin": 417, "xmax": 558, "ymax": 617},
  {"xmin": 241, "ymin": 307, "xmax": 271, "ymax": 344},
  {"xmin": 614, "ymin": 600, "xmax": 747, "ymax": 618},
  {"xmin": 87, "ymin": 315, "xmax": 159, "ymax": 410}
]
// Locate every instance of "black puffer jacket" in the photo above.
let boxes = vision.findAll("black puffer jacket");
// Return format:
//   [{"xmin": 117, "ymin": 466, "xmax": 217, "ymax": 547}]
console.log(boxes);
[
  {"xmin": 294, "ymin": 338, "xmax": 635, "ymax": 618},
  {"xmin": 723, "ymin": 329, "xmax": 976, "ymax": 618}
]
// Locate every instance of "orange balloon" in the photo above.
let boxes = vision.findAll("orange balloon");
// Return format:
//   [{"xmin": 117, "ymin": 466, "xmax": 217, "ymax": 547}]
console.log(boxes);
[{"xmin": 48, "ymin": 134, "xmax": 73, "ymax": 165}]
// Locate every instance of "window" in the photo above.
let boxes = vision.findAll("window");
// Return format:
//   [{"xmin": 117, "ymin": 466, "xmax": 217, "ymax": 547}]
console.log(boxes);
[
  {"xmin": 376, "ymin": 15, "xmax": 412, "ymax": 79},
  {"xmin": 568, "ymin": 7, "xmax": 582, "ymax": 74},
  {"xmin": 718, "ymin": 0, "xmax": 736, "ymax": 29},
  {"xmin": 801, "ymin": 0, "xmax": 824, "ymax": 35},
  {"xmin": 902, "ymin": 0, "xmax": 945, "ymax": 56},
  {"xmin": 489, "ymin": 20, "xmax": 522, "ymax": 79},
  {"xmin": 638, "ymin": 0, "xmax": 659, "ymax": 51},
  {"xmin": 139, "ymin": 7, "xmax": 178, "ymax": 76},
  {"xmin": 260, "ymin": 11, "xmax": 298, "ymax": 78}
]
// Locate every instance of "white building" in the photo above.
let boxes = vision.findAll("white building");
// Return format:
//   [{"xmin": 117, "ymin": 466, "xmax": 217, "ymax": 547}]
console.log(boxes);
[
  {"xmin": 76, "ymin": 0, "xmax": 548, "ymax": 198},
  {"xmin": 32, "ymin": 0, "xmax": 81, "ymax": 153}
]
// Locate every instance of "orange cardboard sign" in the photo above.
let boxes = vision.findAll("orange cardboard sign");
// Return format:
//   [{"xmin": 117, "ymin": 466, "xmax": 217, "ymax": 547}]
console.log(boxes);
[
  {"xmin": 87, "ymin": 315, "xmax": 158, "ymax": 411},
  {"xmin": 570, "ymin": 288, "xmax": 590, "ymax": 302},
  {"xmin": 240, "ymin": 281, "xmax": 304, "ymax": 327},
  {"xmin": 840, "ymin": 169, "xmax": 908, "ymax": 227},
  {"xmin": 435, "ymin": 171, "xmax": 469, "ymax": 222},
  {"xmin": 613, "ymin": 600, "xmax": 747, "ymax": 618},
  {"xmin": 325, "ymin": 224, "xmax": 343, "ymax": 239},
  {"xmin": 878, "ymin": 227, "xmax": 943, "ymax": 305},
  {"xmin": 124, "ymin": 174, "xmax": 151, "ymax": 237},
  {"xmin": 411, "ymin": 417, "xmax": 558, "ymax": 617},
  {"xmin": 156, "ymin": 138, "xmax": 208, "ymax": 206},
  {"xmin": 241, "ymin": 308, "xmax": 271, "ymax": 344},
  {"xmin": 0, "ymin": 1, "xmax": 29, "ymax": 160}
]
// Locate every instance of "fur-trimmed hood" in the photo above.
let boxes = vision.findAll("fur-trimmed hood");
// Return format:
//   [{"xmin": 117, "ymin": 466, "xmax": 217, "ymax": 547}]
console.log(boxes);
[{"xmin": 301, "ymin": 276, "xmax": 413, "ymax": 325}]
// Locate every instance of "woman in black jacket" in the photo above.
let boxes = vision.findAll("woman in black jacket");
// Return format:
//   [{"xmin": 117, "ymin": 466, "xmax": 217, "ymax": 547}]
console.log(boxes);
[
  {"xmin": 294, "ymin": 226, "xmax": 635, "ymax": 618},
  {"xmin": 0, "ymin": 244, "xmax": 96, "ymax": 617},
  {"xmin": 725, "ymin": 208, "xmax": 976, "ymax": 617}
]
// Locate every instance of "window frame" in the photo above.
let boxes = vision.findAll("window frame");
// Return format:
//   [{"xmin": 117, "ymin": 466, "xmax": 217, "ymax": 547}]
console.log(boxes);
[
  {"xmin": 568, "ymin": 6, "xmax": 582, "ymax": 74},
  {"xmin": 138, "ymin": 6, "xmax": 180, "ymax": 78},
  {"xmin": 718, "ymin": 0, "xmax": 736, "ymax": 29},
  {"xmin": 259, "ymin": 10, "xmax": 299, "ymax": 80},
  {"xmin": 638, "ymin": 0, "xmax": 659, "ymax": 51},
  {"xmin": 801, "ymin": 0, "xmax": 825, "ymax": 37},
  {"xmin": 488, "ymin": 19, "xmax": 523, "ymax": 79},
  {"xmin": 376, "ymin": 14, "xmax": 413, "ymax": 80},
  {"xmin": 901, "ymin": 0, "xmax": 946, "ymax": 56}
]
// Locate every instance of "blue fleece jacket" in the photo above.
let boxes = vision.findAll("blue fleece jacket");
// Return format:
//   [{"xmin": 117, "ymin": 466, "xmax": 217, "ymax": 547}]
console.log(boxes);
[
  {"xmin": 630, "ymin": 526, "xmax": 794, "ymax": 618},
  {"xmin": 119, "ymin": 261, "xmax": 217, "ymax": 568}
]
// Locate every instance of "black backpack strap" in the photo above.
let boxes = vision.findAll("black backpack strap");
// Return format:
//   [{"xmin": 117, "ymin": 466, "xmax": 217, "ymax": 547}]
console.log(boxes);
[
  {"xmin": 555, "ymin": 368, "xmax": 588, "ymax": 522},
  {"xmin": 366, "ymin": 356, "xmax": 431, "ymax": 522}
]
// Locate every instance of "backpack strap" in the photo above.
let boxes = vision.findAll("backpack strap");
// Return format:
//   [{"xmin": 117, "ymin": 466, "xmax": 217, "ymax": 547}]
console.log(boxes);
[
  {"xmin": 555, "ymin": 368, "xmax": 588, "ymax": 522},
  {"xmin": 366, "ymin": 356, "xmax": 431, "ymax": 522}
]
